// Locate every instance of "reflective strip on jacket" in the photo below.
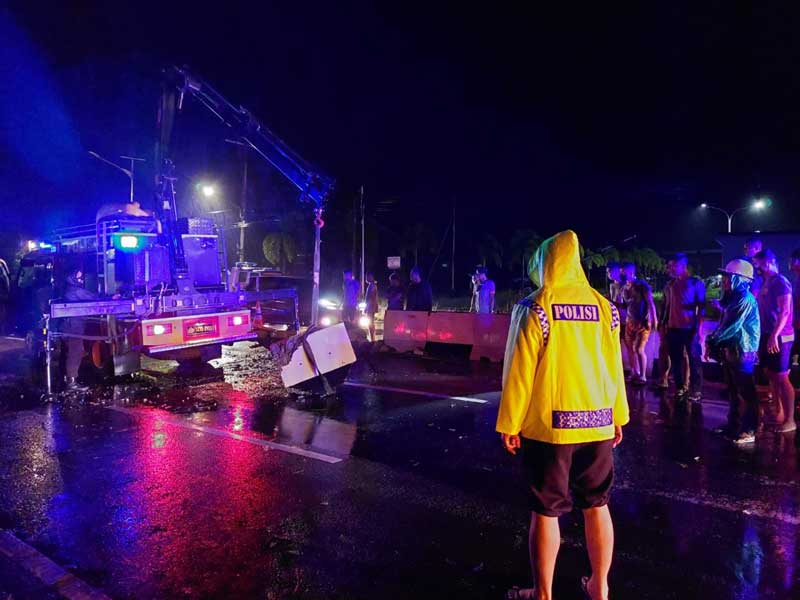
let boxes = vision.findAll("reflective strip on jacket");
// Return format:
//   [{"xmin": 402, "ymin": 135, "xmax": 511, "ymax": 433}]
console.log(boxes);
[{"xmin": 496, "ymin": 230, "xmax": 629, "ymax": 444}]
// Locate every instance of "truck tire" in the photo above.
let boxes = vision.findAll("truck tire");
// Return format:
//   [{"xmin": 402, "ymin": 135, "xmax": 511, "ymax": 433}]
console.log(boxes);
[{"xmin": 89, "ymin": 341, "xmax": 114, "ymax": 379}]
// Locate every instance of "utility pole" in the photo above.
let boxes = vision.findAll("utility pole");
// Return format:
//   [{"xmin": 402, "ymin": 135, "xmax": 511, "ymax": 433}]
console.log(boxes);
[
  {"xmin": 451, "ymin": 199, "xmax": 456, "ymax": 291},
  {"xmin": 360, "ymin": 185, "xmax": 365, "ymax": 296},
  {"xmin": 238, "ymin": 146, "xmax": 248, "ymax": 263},
  {"xmin": 311, "ymin": 209, "xmax": 323, "ymax": 326},
  {"xmin": 225, "ymin": 138, "xmax": 250, "ymax": 264},
  {"xmin": 352, "ymin": 193, "xmax": 357, "ymax": 275}
]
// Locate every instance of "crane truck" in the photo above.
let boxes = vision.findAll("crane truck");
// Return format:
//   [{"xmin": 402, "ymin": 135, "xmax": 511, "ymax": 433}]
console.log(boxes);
[{"xmin": 13, "ymin": 66, "xmax": 335, "ymax": 394}]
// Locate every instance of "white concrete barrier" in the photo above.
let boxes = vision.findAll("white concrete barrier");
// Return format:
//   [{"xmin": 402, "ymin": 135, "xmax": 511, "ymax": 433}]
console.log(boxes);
[
  {"xmin": 385, "ymin": 310, "xmax": 720, "ymax": 370},
  {"xmin": 471, "ymin": 313, "xmax": 512, "ymax": 361},
  {"xmin": 384, "ymin": 310, "xmax": 510, "ymax": 362},
  {"xmin": 427, "ymin": 311, "xmax": 475, "ymax": 345},
  {"xmin": 382, "ymin": 310, "xmax": 429, "ymax": 353}
]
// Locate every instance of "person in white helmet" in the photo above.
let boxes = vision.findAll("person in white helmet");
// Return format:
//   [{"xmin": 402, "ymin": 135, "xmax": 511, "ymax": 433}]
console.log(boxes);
[{"xmin": 705, "ymin": 259, "xmax": 761, "ymax": 444}]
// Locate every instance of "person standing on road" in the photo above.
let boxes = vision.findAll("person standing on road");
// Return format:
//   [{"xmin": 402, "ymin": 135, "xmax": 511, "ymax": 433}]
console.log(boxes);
[
  {"xmin": 705, "ymin": 260, "xmax": 761, "ymax": 444},
  {"xmin": 475, "ymin": 266, "xmax": 496, "ymax": 314},
  {"xmin": 364, "ymin": 271, "xmax": 378, "ymax": 341},
  {"xmin": 386, "ymin": 272, "xmax": 405, "ymax": 311},
  {"xmin": 622, "ymin": 263, "xmax": 658, "ymax": 385},
  {"xmin": 342, "ymin": 270, "xmax": 360, "ymax": 326},
  {"xmin": 662, "ymin": 254, "xmax": 706, "ymax": 402},
  {"xmin": 498, "ymin": 230, "xmax": 628, "ymax": 600},
  {"xmin": 753, "ymin": 249, "xmax": 796, "ymax": 433},
  {"xmin": 789, "ymin": 249, "xmax": 800, "ymax": 367},
  {"xmin": 62, "ymin": 268, "xmax": 96, "ymax": 390},
  {"xmin": 744, "ymin": 237, "xmax": 764, "ymax": 298},
  {"xmin": 606, "ymin": 262, "xmax": 626, "ymax": 326},
  {"xmin": 405, "ymin": 267, "xmax": 433, "ymax": 312}
]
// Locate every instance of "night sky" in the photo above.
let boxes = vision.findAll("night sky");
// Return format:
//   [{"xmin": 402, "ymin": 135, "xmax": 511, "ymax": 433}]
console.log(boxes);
[{"xmin": 2, "ymin": 2, "xmax": 800, "ymax": 282}]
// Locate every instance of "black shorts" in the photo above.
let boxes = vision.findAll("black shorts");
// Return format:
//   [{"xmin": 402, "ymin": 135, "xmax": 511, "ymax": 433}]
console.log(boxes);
[
  {"xmin": 759, "ymin": 339, "xmax": 793, "ymax": 374},
  {"xmin": 521, "ymin": 438, "xmax": 614, "ymax": 517}
]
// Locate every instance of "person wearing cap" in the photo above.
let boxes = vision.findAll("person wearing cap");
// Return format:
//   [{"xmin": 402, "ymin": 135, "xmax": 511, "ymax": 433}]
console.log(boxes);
[
  {"xmin": 753, "ymin": 249, "xmax": 796, "ymax": 433},
  {"xmin": 498, "ymin": 230, "xmax": 628, "ymax": 600},
  {"xmin": 705, "ymin": 259, "xmax": 761, "ymax": 444},
  {"xmin": 474, "ymin": 266, "xmax": 496, "ymax": 314}
]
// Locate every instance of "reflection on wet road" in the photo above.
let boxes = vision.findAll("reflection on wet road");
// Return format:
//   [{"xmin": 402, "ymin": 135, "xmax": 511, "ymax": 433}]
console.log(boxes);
[{"xmin": 0, "ymin": 343, "xmax": 799, "ymax": 598}]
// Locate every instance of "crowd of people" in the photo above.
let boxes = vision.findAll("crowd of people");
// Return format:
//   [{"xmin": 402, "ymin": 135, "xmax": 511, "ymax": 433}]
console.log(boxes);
[
  {"xmin": 605, "ymin": 236, "xmax": 799, "ymax": 444},
  {"xmin": 339, "ymin": 265, "xmax": 499, "ymax": 340}
]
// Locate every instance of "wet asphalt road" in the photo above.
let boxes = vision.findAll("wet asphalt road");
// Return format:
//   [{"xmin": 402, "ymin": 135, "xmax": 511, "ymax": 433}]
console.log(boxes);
[{"xmin": 0, "ymin": 339, "xmax": 799, "ymax": 599}]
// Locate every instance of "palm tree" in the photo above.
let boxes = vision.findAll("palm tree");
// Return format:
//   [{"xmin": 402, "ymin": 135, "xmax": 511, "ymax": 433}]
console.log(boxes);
[
  {"xmin": 262, "ymin": 232, "xmax": 297, "ymax": 272},
  {"xmin": 477, "ymin": 233, "xmax": 503, "ymax": 269},
  {"xmin": 581, "ymin": 245, "xmax": 620, "ymax": 270},
  {"xmin": 509, "ymin": 229, "xmax": 543, "ymax": 278}
]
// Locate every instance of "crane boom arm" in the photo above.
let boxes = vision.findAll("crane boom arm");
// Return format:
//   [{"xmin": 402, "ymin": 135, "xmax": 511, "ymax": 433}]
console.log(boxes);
[
  {"xmin": 165, "ymin": 65, "xmax": 334, "ymax": 207},
  {"xmin": 155, "ymin": 65, "xmax": 334, "ymax": 325}
]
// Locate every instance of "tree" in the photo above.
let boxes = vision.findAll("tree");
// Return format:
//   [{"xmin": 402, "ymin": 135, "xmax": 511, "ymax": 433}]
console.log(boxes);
[
  {"xmin": 621, "ymin": 247, "xmax": 664, "ymax": 277},
  {"xmin": 509, "ymin": 229, "xmax": 543, "ymax": 278},
  {"xmin": 477, "ymin": 233, "xmax": 503, "ymax": 269},
  {"xmin": 262, "ymin": 232, "xmax": 297, "ymax": 272},
  {"xmin": 580, "ymin": 245, "xmax": 620, "ymax": 270}
]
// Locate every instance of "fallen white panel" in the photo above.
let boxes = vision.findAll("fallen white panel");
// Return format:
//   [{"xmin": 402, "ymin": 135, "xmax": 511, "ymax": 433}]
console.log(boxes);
[{"xmin": 281, "ymin": 323, "xmax": 357, "ymax": 388}]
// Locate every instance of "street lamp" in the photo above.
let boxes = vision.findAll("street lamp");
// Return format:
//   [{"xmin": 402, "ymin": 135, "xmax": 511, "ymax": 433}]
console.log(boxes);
[
  {"xmin": 201, "ymin": 184, "xmax": 217, "ymax": 198},
  {"xmin": 699, "ymin": 198, "xmax": 769, "ymax": 233},
  {"xmin": 88, "ymin": 151, "xmax": 144, "ymax": 204}
]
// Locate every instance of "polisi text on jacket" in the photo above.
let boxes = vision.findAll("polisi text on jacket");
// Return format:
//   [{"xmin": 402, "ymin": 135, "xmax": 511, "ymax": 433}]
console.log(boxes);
[{"xmin": 552, "ymin": 304, "xmax": 599, "ymax": 322}]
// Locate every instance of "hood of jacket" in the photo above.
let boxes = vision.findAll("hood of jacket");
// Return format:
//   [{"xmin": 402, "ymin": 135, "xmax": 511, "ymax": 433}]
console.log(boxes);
[{"xmin": 528, "ymin": 230, "xmax": 589, "ymax": 289}]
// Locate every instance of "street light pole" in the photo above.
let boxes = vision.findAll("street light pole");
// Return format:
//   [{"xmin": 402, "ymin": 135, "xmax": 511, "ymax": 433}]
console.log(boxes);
[
  {"xmin": 89, "ymin": 151, "xmax": 143, "ymax": 204},
  {"xmin": 700, "ymin": 200, "xmax": 768, "ymax": 233},
  {"xmin": 360, "ymin": 185, "xmax": 365, "ymax": 296},
  {"xmin": 120, "ymin": 155, "xmax": 146, "ymax": 204}
]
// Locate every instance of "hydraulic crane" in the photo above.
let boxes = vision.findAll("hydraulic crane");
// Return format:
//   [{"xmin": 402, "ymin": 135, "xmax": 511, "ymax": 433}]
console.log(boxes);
[{"xmin": 156, "ymin": 65, "xmax": 335, "ymax": 325}]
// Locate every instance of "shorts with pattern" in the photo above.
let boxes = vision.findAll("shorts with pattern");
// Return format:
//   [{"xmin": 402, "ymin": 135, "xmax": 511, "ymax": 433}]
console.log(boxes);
[{"xmin": 624, "ymin": 321, "xmax": 651, "ymax": 352}]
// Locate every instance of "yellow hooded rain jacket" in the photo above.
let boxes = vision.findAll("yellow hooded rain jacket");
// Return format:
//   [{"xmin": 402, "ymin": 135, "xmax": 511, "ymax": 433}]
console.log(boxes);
[{"xmin": 496, "ymin": 230, "xmax": 629, "ymax": 444}]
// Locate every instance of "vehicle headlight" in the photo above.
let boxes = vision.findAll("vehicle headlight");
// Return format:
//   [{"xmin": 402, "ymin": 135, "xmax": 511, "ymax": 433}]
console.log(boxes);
[
  {"xmin": 320, "ymin": 316, "xmax": 333, "ymax": 327},
  {"xmin": 318, "ymin": 298, "xmax": 338, "ymax": 310},
  {"xmin": 358, "ymin": 315, "xmax": 371, "ymax": 328}
]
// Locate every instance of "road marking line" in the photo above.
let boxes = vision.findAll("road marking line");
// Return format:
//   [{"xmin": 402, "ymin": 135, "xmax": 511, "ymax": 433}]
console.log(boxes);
[
  {"xmin": 0, "ymin": 529, "xmax": 111, "ymax": 600},
  {"xmin": 106, "ymin": 406, "xmax": 342, "ymax": 464},
  {"xmin": 342, "ymin": 381, "xmax": 490, "ymax": 404},
  {"xmin": 616, "ymin": 482, "xmax": 800, "ymax": 525}
]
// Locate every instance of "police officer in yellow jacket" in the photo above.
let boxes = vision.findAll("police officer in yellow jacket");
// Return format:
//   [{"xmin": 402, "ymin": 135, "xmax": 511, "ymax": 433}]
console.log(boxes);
[{"xmin": 498, "ymin": 230, "xmax": 628, "ymax": 600}]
